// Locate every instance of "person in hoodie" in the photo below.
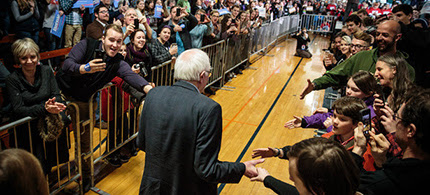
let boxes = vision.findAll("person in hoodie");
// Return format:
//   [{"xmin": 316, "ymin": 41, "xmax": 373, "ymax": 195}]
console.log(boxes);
[{"xmin": 352, "ymin": 88, "xmax": 430, "ymax": 195}]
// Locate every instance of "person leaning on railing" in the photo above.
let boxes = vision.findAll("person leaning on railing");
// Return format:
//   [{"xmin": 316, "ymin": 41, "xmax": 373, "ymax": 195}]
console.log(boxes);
[
  {"xmin": 5, "ymin": 38, "xmax": 70, "ymax": 175},
  {"xmin": 57, "ymin": 24, "xmax": 153, "ymax": 192}
]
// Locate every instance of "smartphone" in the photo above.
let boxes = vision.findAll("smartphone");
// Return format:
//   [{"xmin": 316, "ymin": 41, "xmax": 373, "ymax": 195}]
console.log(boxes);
[
  {"xmin": 360, "ymin": 108, "xmax": 371, "ymax": 140},
  {"xmin": 376, "ymin": 83, "xmax": 387, "ymax": 107},
  {"xmin": 200, "ymin": 14, "xmax": 205, "ymax": 22},
  {"xmin": 134, "ymin": 18, "xmax": 139, "ymax": 29},
  {"xmin": 94, "ymin": 49, "xmax": 104, "ymax": 60},
  {"xmin": 122, "ymin": 0, "xmax": 126, "ymax": 6},
  {"xmin": 176, "ymin": 7, "xmax": 181, "ymax": 17}
]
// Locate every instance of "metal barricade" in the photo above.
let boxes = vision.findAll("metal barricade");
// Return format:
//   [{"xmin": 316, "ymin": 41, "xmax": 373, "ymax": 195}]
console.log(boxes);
[
  {"xmin": 299, "ymin": 14, "xmax": 335, "ymax": 33},
  {"xmin": 224, "ymin": 34, "xmax": 250, "ymax": 74},
  {"xmin": 87, "ymin": 83, "xmax": 142, "ymax": 192},
  {"xmin": 0, "ymin": 103, "xmax": 83, "ymax": 195},
  {"xmin": 201, "ymin": 40, "xmax": 227, "ymax": 88},
  {"xmin": 150, "ymin": 59, "xmax": 176, "ymax": 86},
  {"xmin": 248, "ymin": 15, "xmax": 299, "ymax": 63}
]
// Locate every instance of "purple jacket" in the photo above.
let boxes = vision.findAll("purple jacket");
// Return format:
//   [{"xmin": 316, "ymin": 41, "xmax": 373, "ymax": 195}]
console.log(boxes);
[
  {"xmin": 302, "ymin": 96, "xmax": 375, "ymax": 132},
  {"xmin": 62, "ymin": 39, "xmax": 149, "ymax": 101}
]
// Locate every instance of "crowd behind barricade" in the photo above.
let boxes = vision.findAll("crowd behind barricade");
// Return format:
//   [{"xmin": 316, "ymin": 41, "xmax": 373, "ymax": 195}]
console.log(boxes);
[{"xmin": 0, "ymin": 0, "xmax": 430, "ymax": 194}]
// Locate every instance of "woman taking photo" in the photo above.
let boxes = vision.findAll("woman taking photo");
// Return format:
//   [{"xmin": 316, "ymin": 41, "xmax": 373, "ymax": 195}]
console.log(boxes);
[
  {"xmin": 125, "ymin": 29, "xmax": 153, "ymax": 79},
  {"xmin": 5, "ymin": 38, "xmax": 69, "ymax": 174},
  {"xmin": 372, "ymin": 54, "xmax": 415, "ymax": 159}
]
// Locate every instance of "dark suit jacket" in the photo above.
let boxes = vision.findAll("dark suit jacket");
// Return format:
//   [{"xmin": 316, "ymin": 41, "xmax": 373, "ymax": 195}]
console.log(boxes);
[
  {"xmin": 137, "ymin": 80, "xmax": 245, "ymax": 195},
  {"xmin": 86, "ymin": 19, "xmax": 105, "ymax": 40}
]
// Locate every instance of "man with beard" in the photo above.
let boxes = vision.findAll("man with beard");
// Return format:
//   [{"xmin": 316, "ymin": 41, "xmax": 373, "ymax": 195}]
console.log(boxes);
[
  {"xmin": 86, "ymin": 4, "xmax": 109, "ymax": 40},
  {"xmin": 299, "ymin": 20, "xmax": 415, "ymax": 99}
]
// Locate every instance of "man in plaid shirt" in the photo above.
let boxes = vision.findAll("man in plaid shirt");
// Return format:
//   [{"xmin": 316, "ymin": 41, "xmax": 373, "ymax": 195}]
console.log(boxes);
[{"xmin": 59, "ymin": 0, "xmax": 85, "ymax": 47}]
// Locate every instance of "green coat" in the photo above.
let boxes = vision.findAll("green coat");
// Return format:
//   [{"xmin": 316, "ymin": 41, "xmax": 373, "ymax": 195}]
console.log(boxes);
[{"xmin": 312, "ymin": 48, "xmax": 416, "ymax": 90}]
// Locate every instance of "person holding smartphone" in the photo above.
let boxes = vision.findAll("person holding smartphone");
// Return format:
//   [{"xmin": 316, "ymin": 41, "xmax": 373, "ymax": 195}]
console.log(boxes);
[
  {"xmin": 158, "ymin": 6, "xmax": 198, "ymax": 55},
  {"xmin": 122, "ymin": 8, "xmax": 156, "ymax": 44},
  {"xmin": 189, "ymin": 9, "xmax": 212, "ymax": 48}
]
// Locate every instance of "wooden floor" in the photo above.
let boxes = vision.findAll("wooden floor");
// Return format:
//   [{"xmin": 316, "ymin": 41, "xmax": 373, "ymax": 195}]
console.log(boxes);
[{"xmin": 87, "ymin": 34, "xmax": 329, "ymax": 195}]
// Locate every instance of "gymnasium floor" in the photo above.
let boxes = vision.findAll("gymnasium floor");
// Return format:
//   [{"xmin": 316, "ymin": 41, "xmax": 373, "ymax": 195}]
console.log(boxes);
[{"xmin": 87, "ymin": 34, "xmax": 329, "ymax": 195}]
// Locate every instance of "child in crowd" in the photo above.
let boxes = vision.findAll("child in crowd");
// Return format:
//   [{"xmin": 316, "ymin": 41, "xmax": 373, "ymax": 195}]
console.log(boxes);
[
  {"xmin": 285, "ymin": 71, "xmax": 377, "ymax": 132},
  {"xmin": 267, "ymin": 95, "xmax": 376, "ymax": 171}
]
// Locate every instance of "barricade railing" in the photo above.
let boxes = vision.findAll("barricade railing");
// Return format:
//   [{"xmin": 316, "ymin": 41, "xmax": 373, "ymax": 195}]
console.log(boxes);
[
  {"xmin": 150, "ymin": 59, "xmax": 176, "ymax": 86},
  {"xmin": 201, "ymin": 40, "xmax": 227, "ymax": 89},
  {"xmin": 87, "ymin": 83, "xmax": 141, "ymax": 192},
  {"xmin": 248, "ymin": 15, "xmax": 300, "ymax": 63},
  {"xmin": 224, "ymin": 34, "xmax": 250, "ymax": 75},
  {"xmin": 299, "ymin": 14, "xmax": 335, "ymax": 33},
  {"xmin": 0, "ymin": 103, "xmax": 83, "ymax": 195}
]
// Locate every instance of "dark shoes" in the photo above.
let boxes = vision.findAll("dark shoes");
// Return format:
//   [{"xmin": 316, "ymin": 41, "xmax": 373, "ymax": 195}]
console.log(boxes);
[{"xmin": 106, "ymin": 156, "xmax": 122, "ymax": 167}]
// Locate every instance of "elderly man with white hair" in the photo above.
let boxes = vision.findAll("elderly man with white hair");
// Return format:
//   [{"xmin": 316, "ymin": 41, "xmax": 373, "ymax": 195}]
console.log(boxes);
[{"xmin": 137, "ymin": 49, "xmax": 264, "ymax": 195}]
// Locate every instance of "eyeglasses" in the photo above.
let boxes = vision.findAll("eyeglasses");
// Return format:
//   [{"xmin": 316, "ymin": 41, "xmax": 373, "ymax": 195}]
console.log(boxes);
[
  {"xmin": 351, "ymin": 44, "xmax": 367, "ymax": 49},
  {"xmin": 99, "ymin": 10, "xmax": 109, "ymax": 14}
]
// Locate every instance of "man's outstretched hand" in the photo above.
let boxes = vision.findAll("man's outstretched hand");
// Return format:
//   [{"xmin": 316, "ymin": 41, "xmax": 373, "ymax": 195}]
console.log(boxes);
[
  {"xmin": 243, "ymin": 158, "xmax": 265, "ymax": 178},
  {"xmin": 300, "ymin": 79, "xmax": 315, "ymax": 99}
]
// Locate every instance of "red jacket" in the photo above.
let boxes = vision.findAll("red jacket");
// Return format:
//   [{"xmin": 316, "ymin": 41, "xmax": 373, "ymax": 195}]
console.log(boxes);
[{"xmin": 101, "ymin": 77, "xmax": 134, "ymax": 122}]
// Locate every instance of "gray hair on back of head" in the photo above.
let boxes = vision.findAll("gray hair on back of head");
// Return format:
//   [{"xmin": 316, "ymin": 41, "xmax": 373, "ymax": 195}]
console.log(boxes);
[{"xmin": 174, "ymin": 49, "xmax": 211, "ymax": 81}]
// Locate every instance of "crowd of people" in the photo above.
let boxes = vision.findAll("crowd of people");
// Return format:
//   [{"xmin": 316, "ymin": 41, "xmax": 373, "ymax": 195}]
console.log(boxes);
[{"xmin": 0, "ymin": 0, "xmax": 429, "ymax": 194}]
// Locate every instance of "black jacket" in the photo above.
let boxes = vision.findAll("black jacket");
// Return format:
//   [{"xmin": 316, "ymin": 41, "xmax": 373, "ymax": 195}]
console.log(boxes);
[
  {"xmin": 352, "ymin": 153, "xmax": 430, "ymax": 195},
  {"xmin": 137, "ymin": 80, "xmax": 245, "ymax": 194},
  {"xmin": 292, "ymin": 33, "xmax": 310, "ymax": 51}
]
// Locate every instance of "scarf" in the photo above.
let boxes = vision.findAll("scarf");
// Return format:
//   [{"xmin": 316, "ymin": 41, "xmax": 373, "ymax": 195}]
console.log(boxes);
[{"xmin": 126, "ymin": 43, "xmax": 150, "ymax": 65}]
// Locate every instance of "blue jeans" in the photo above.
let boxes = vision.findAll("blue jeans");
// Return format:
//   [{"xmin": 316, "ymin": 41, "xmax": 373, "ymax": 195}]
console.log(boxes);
[{"xmin": 16, "ymin": 31, "xmax": 39, "ymax": 44}]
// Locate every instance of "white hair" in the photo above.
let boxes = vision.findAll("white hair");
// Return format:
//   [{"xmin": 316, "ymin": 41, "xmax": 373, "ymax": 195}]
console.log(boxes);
[{"xmin": 174, "ymin": 49, "xmax": 211, "ymax": 81}]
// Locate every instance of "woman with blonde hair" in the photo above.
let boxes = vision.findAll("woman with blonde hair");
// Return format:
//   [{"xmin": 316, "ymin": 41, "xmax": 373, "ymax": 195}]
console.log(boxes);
[{"xmin": 5, "ymin": 38, "xmax": 69, "ymax": 174}]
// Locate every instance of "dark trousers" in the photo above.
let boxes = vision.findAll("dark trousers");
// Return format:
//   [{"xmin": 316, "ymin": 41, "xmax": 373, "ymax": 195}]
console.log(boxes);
[{"xmin": 296, "ymin": 49, "xmax": 312, "ymax": 58}]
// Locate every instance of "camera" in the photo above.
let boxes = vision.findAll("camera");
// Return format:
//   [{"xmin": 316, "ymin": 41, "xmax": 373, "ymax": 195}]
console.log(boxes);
[
  {"xmin": 360, "ymin": 108, "xmax": 371, "ymax": 141},
  {"xmin": 135, "ymin": 62, "xmax": 149, "ymax": 77}
]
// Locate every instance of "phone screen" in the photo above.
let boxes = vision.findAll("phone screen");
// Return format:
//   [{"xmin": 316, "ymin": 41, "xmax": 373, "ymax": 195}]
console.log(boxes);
[
  {"xmin": 94, "ymin": 49, "xmax": 104, "ymax": 60},
  {"xmin": 176, "ymin": 8, "xmax": 181, "ymax": 17},
  {"xmin": 134, "ymin": 19, "xmax": 139, "ymax": 29},
  {"xmin": 360, "ymin": 108, "xmax": 371, "ymax": 140},
  {"xmin": 200, "ymin": 14, "xmax": 205, "ymax": 22}
]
